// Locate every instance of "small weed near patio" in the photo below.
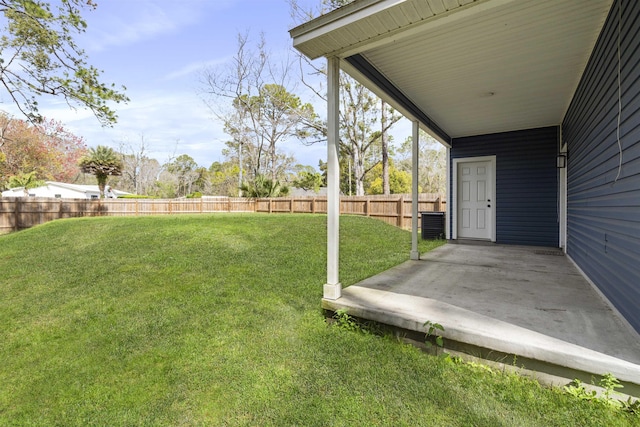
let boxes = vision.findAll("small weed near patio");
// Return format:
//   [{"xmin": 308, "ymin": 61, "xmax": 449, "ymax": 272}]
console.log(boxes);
[{"xmin": 0, "ymin": 214, "xmax": 635, "ymax": 426}]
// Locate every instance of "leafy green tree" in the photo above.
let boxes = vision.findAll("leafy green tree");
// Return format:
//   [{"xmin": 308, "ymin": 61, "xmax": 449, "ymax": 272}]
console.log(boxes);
[
  {"xmin": 365, "ymin": 162, "xmax": 411, "ymax": 195},
  {"xmin": 78, "ymin": 145, "xmax": 123, "ymax": 197},
  {"xmin": 237, "ymin": 83, "xmax": 318, "ymax": 182},
  {"xmin": 209, "ymin": 161, "xmax": 240, "ymax": 196},
  {"xmin": 319, "ymin": 156, "xmax": 353, "ymax": 195},
  {"xmin": 222, "ymin": 84, "xmax": 318, "ymax": 183},
  {"xmin": 193, "ymin": 166, "xmax": 210, "ymax": 194},
  {"xmin": 0, "ymin": 0, "xmax": 128, "ymax": 125},
  {"xmin": 164, "ymin": 154, "xmax": 199, "ymax": 198},
  {"xmin": 0, "ymin": 113, "xmax": 87, "ymax": 189},
  {"xmin": 292, "ymin": 170, "xmax": 324, "ymax": 193},
  {"xmin": 396, "ymin": 131, "xmax": 446, "ymax": 194},
  {"xmin": 7, "ymin": 171, "xmax": 44, "ymax": 195},
  {"xmin": 149, "ymin": 176, "xmax": 176, "ymax": 199}
]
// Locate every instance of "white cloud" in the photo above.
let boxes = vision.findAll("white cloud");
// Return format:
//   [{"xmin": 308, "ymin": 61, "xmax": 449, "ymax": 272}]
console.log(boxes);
[
  {"xmin": 83, "ymin": 6, "xmax": 176, "ymax": 52},
  {"xmin": 82, "ymin": 0, "xmax": 238, "ymax": 52},
  {"xmin": 161, "ymin": 56, "xmax": 232, "ymax": 82},
  {"xmin": 49, "ymin": 88, "xmax": 226, "ymax": 166}
]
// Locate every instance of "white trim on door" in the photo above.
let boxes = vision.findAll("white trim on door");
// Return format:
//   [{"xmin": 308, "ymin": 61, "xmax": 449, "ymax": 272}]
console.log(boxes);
[
  {"xmin": 445, "ymin": 146, "xmax": 451, "ymax": 240},
  {"xmin": 452, "ymin": 155, "xmax": 496, "ymax": 242}
]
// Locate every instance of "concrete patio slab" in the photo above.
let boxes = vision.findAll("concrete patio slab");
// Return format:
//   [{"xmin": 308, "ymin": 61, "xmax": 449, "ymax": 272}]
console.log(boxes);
[{"xmin": 322, "ymin": 243, "xmax": 640, "ymax": 393}]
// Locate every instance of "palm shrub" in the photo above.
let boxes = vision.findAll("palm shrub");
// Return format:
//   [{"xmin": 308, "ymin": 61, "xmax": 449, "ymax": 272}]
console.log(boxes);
[
  {"xmin": 78, "ymin": 145, "xmax": 123, "ymax": 198},
  {"xmin": 241, "ymin": 174, "xmax": 289, "ymax": 197}
]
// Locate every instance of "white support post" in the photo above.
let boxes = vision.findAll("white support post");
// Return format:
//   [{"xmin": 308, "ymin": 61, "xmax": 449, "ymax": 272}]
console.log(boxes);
[
  {"xmin": 411, "ymin": 120, "xmax": 420, "ymax": 260},
  {"xmin": 445, "ymin": 145, "xmax": 451, "ymax": 240},
  {"xmin": 324, "ymin": 56, "xmax": 342, "ymax": 300}
]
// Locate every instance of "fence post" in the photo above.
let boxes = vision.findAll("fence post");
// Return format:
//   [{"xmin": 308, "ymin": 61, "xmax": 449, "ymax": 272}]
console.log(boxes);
[
  {"xmin": 268, "ymin": 199, "xmax": 272, "ymax": 214},
  {"xmin": 59, "ymin": 199, "xmax": 63, "ymax": 221},
  {"xmin": 290, "ymin": 198, "xmax": 294, "ymax": 213},
  {"xmin": 135, "ymin": 199, "xmax": 139, "ymax": 216},
  {"xmin": 312, "ymin": 198, "xmax": 316, "ymax": 214},
  {"xmin": 435, "ymin": 196, "xmax": 441, "ymax": 212},
  {"xmin": 365, "ymin": 198, "xmax": 370, "ymax": 216},
  {"xmin": 397, "ymin": 196, "xmax": 405, "ymax": 227}
]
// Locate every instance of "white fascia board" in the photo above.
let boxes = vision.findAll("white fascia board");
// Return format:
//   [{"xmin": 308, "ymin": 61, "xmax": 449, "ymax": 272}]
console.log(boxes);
[{"xmin": 291, "ymin": 0, "xmax": 404, "ymax": 44}]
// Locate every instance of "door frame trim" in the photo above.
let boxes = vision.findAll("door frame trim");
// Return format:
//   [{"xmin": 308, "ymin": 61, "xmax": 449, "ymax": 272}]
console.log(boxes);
[{"xmin": 452, "ymin": 155, "xmax": 497, "ymax": 242}]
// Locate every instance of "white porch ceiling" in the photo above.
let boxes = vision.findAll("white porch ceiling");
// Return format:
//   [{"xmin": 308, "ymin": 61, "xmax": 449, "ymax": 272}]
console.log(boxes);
[{"xmin": 290, "ymin": 0, "xmax": 614, "ymax": 140}]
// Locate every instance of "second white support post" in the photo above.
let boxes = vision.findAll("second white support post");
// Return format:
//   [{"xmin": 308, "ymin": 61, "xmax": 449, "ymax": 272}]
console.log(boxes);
[
  {"xmin": 324, "ymin": 56, "xmax": 342, "ymax": 300},
  {"xmin": 411, "ymin": 120, "xmax": 420, "ymax": 260},
  {"xmin": 445, "ymin": 145, "xmax": 451, "ymax": 240}
]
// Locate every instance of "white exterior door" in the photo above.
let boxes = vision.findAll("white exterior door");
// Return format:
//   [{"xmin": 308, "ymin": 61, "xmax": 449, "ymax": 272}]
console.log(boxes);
[{"xmin": 456, "ymin": 159, "xmax": 494, "ymax": 240}]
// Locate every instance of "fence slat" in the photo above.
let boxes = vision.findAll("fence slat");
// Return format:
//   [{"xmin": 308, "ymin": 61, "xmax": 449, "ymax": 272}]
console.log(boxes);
[{"xmin": 14, "ymin": 198, "xmax": 19, "ymax": 231}]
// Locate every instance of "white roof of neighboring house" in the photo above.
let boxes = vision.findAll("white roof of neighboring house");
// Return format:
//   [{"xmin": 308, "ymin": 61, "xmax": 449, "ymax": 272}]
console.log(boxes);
[
  {"xmin": 289, "ymin": 187, "xmax": 328, "ymax": 197},
  {"xmin": 1, "ymin": 181, "xmax": 130, "ymax": 198}
]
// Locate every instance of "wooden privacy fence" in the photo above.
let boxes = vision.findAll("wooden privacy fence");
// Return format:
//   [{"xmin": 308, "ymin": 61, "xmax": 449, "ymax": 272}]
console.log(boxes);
[{"xmin": 0, "ymin": 194, "xmax": 446, "ymax": 234}]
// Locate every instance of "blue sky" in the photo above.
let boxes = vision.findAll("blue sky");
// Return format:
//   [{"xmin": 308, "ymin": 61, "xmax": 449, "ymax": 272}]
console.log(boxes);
[{"xmin": 26, "ymin": 0, "xmax": 328, "ymax": 169}]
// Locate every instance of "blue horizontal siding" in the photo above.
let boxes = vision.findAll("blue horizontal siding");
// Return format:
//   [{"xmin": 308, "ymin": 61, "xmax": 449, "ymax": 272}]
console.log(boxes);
[
  {"xmin": 562, "ymin": 0, "xmax": 640, "ymax": 333},
  {"xmin": 451, "ymin": 127, "xmax": 559, "ymax": 247}
]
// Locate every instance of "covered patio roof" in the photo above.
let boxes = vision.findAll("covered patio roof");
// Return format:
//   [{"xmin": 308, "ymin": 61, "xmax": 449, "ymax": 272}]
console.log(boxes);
[{"xmin": 290, "ymin": 0, "xmax": 613, "ymax": 143}]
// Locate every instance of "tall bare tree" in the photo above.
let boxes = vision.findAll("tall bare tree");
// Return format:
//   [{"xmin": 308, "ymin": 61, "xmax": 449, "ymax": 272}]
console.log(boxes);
[
  {"xmin": 381, "ymin": 101, "xmax": 390, "ymax": 195},
  {"xmin": 116, "ymin": 135, "xmax": 161, "ymax": 195},
  {"xmin": 289, "ymin": 0, "xmax": 402, "ymax": 196},
  {"xmin": 397, "ymin": 131, "xmax": 447, "ymax": 194},
  {"xmin": 201, "ymin": 33, "xmax": 321, "ymax": 191},
  {"xmin": 164, "ymin": 154, "xmax": 200, "ymax": 198}
]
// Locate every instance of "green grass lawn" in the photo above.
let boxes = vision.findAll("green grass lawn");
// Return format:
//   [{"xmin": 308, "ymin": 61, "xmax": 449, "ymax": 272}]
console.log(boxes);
[{"xmin": 0, "ymin": 214, "xmax": 634, "ymax": 426}]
